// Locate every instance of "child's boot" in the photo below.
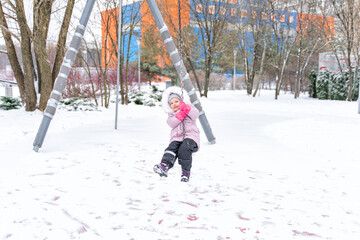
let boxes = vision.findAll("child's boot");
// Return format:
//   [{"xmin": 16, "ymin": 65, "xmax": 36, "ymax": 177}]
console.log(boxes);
[
  {"xmin": 181, "ymin": 170, "xmax": 190, "ymax": 182},
  {"xmin": 153, "ymin": 162, "xmax": 169, "ymax": 177}
]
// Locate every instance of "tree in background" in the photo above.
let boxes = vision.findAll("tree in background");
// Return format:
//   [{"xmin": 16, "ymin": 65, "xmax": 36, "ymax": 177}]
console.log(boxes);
[
  {"xmin": 294, "ymin": 0, "xmax": 328, "ymax": 99},
  {"xmin": 0, "ymin": 0, "xmax": 75, "ymax": 111},
  {"xmin": 268, "ymin": 0, "xmax": 296, "ymax": 99},
  {"xmin": 237, "ymin": 0, "xmax": 270, "ymax": 96},
  {"xmin": 124, "ymin": 2, "xmax": 143, "ymax": 103},
  {"xmin": 141, "ymin": 23, "xmax": 163, "ymax": 84},
  {"xmin": 161, "ymin": 1, "xmax": 203, "ymax": 95},
  {"xmin": 326, "ymin": 0, "xmax": 360, "ymax": 101},
  {"xmin": 190, "ymin": 0, "xmax": 233, "ymax": 97},
  {"xmin": 96, "ymin": 0, "xmax": 145, "ymax": 106},
  {"xmin": 95, "ymin": 1, "xmax": 119, "ymax": 108}
]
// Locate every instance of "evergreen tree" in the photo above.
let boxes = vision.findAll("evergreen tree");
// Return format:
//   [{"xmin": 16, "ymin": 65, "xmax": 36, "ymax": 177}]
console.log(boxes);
[
  {"xmin": 308, "ymin": 70, "xmax": 317, "ymax": 98},
  {"xmin": 316, "ymin": 70, "xmax": 330, "ymax": 99}
]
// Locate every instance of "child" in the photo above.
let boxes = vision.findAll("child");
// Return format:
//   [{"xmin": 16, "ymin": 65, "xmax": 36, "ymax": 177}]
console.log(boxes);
[{"xmin": 154, "ymin": 86, "xmax": 200, "ymax": 182}]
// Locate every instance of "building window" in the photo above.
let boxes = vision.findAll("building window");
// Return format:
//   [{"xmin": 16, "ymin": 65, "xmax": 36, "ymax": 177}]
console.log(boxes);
[
  {"xmin": 208, "ymin": 5, "xmax": 215, "ymax": 15},
  {"xmin": 261, "ymin": 12, "xmax": 267, "ymax": 21},
  {"xmin": 231, "ymin": 8, "xmax": 237, "ymax": 17},
  {"xmin": 251, "ymin": 11, "xmax": 257, "ymax": 19},
  {"xmin": 270, "ymin": 12, "xmax": 276, "ymax": 21},
  {"xmin": 279, "ymin": 14, "xmax": 285, "ymax": 23},
  {"xmin": 219, "ymin": 7, "xmax": 226, "ymax": 16},
  {"xmin": 196, "ymin": 4, "xmax": 203, "ymax": 14},
  {"xmin": 228, "ymin": 0, "xmax": 237, "ymax": 3},
  {"xmin": 289, "ymin": 15, "xmax": 294, "ymax": 24},
  {"xmin": 241, "ymin": 9, "xmax": 247, "ymax": 18}
]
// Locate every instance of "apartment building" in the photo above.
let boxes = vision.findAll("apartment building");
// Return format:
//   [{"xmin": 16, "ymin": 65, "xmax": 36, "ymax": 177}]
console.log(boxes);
[{"xmin": 101, "ymin": 0, "xmax": 333, "ymax": 69}]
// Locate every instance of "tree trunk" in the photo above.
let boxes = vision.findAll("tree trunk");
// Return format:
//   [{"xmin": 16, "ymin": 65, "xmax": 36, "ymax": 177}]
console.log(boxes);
[
  {"xmin": 275, "ymin": 74, "xmax": 280, "ymax": 99},
  {"xmin": 125, "ymin": 34, "xmax": 132, "ymax": 105},
  {"xmin": 204, "ymin": 57, "xmax": 211, "ymax": 97},
  {"xmin": 253, "ymin": 38, "xmax": 267, "ymax": 97},
  {"xmin": 185, "ymin": 54, "xmax": 203, "ymax": 97},
  {"xmin": 33, "ymin": 0, "xmax": 58, "ymax": 111},
  {"xmin": 82, "ymin": 55, "xmax": 98, "ymax": 105},
  {"xmin": 243, "ymin": 49, "xmax": 249, "ymax": 90},
  {"xmin": 296, "ymin": 40, "xmax": 319, "ymax": 98},
  {"xmin": 347, "ymin": 49, "xmax": 353, "ymax": 101},
  {"xmin": 52, "ymin": 0, "xmax": 75, "ymax": 84},
  {"xmin": 15, "ymin": 0, "xmax": 37, "ymax": 111}
]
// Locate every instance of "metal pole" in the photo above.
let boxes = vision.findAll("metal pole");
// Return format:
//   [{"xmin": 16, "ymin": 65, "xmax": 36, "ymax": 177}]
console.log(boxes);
[
  {"xmin": 137, "ymin": 38, "xmax": 141, "ymax": 91},
  {"xmin": 33, "ymin": 0, "xmax": 96, "ymax": 152},
  {"xmin": 145, "ymin": 0, "xmax": 216, "ymax": 144},
  {"xmin": 233, "ymin": 50, "xmax": 236, "ymax": 91},
  {"xmin": 115, "ymin": 0, "xmax": 123, "ymax": 129}
]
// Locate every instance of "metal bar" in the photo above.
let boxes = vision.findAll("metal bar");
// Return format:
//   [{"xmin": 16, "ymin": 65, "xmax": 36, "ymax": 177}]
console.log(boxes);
[
  {"xmin": 0, "ymin": 79, "xmax": 17, "ymax": 84},
  {"xmin": 33, "ymin": 0, "xmax": 96, "ymax": 152},
  {"xmin": 145, "ymin": 0, "xmax": 216, "ymax": 144}
]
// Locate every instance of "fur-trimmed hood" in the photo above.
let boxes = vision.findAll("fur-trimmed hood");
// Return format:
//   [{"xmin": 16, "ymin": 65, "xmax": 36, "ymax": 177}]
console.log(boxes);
[{"xmin": 161, "ymin": 86, "xmax": 190, "ymax": 113}]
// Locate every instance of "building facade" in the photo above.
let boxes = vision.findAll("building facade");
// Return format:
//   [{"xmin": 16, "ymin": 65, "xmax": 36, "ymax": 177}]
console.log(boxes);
[{"xmin": 101, "ymin": 0, "xmax": 333, "ymax": 71}]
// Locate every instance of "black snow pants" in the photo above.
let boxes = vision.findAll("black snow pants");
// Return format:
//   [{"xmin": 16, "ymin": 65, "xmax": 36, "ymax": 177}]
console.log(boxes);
[{"xmin": 161, "ymin": 138, "xmax": 198, "ymax": 172}]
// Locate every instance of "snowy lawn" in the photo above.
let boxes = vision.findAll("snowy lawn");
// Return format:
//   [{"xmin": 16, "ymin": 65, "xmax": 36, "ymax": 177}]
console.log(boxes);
[{"xmin": 0, "ymin": 90, "xmax": 360, "ymax": 240}]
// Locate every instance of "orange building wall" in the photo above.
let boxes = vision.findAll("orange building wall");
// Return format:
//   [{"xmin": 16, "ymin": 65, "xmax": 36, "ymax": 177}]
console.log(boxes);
[
  {"xmin": 141, "ymin": 0, "xmax": 190, "ymax": 67},
  {"xmin": 101, "ymin": 8, "xmax": 119, "ymax": 69},
  {"xmin": 297, "ymin": 13, "xmax": 335, "ymax": 40},
  {"xmin": 101, "ymin": 1, "xmax": 190, "ymax": 72}
]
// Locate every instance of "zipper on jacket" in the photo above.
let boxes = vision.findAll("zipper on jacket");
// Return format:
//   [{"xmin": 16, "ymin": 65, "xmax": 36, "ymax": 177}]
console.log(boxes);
[{"xmin": 182, "ymin": 121, "xmax": 185, "ymax": 140}]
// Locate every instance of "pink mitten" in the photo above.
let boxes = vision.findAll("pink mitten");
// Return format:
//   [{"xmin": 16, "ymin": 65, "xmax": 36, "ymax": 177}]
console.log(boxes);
[
  {"xmin": 179, "ymin": 101, "xmax": 191, "ymax": 114},
  {"xmin": 175, "ymin": 110, "xmax": 187, "ymax": 121}
]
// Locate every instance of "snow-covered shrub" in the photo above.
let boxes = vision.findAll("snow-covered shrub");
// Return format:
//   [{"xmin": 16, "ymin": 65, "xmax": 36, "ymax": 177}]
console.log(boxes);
[
  {"xmin": 316, "ymin": 70, "xmax": 360, "ymax": 101},
  {"xmin": 59, "ymin": 97, "xmax": 99, "ymax": 111},
  {"xmin": 0, "ymin": 96, "xmax": 22, "ymax": 110},
  {"xmin": 134, "ymin": 97, "xmax": 143, "ymax": 105},
  {"xmin": 316, "ymin": 70, "xmax": 330, "ymax": 99},
  {"xmin": 308, "ymin": 70, "xmax": 317, "ymax": 98},
  {"xmin": 329, "ymin": 71, "xmax": 347, "ymax": 100},
  {"xmin": 128, "ymin": 85, "xmax": 163, "ymax": 107},
  {"xmin": 152, "ymin": 85, "xmax": 159, "ymax": 92}
]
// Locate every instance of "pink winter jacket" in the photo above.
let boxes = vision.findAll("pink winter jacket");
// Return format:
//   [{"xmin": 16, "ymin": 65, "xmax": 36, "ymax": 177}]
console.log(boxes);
[{"xmin": 167, "ymin": 105, "xmax": 200, "ymax": 149}]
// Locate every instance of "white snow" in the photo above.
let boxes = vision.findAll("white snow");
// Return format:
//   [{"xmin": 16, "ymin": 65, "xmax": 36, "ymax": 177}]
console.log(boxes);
[{"xmin": 1, "ymin": 89, "xmax": 360, "ymax": 240}]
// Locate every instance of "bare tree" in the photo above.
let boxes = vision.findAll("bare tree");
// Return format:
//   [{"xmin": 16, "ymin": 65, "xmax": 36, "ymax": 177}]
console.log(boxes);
[
  {"xmin": 253, "ymin": 35, "xmax": 268, "ymax": 97},
  {"xmin": 326, "ymin": 0, "xmax": 360, "ymax": 101},
  {"xmin": 161, "ymin": 0, "xmax": 204, "ymax": 95},
  {"xmin": 189, "ymin": 0, "xmax": 233, "ymax": 97},
  {"xmin": 237, "ymin": 0, "xmax": 270, "ymax": 95},
  {"xmin": 141, "ymin": 23, "xmax": 163, "ymax": 83},
  {"xmin": 294, "ymin": 0, "xmax": 327, "ymax": 98},
  {"xmin": 97, "ymin": 1, "xmax": 118, "ymax": 107},
  {"xmin": 122, "ymin": 1, "xmax": 143, "ymax": 104},
  {"xmin": 0, "ymin": 0, "xmax": 75, "ymax": 111},
  {"xmin": 268, "ymin": 0, "xmax": 296, "ymax": 99}
]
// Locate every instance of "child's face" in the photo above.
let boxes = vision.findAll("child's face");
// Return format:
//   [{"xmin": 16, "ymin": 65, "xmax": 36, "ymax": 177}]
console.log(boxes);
[{"xmin": 170, "ymin": 97, "xmax": 180, "ymax": 111}]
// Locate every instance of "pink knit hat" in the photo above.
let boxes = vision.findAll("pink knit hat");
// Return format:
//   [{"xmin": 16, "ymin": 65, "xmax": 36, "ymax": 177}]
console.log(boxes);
[{"xmin": 168, "ymin": 93, "xmax": 182, "ymax": 104}]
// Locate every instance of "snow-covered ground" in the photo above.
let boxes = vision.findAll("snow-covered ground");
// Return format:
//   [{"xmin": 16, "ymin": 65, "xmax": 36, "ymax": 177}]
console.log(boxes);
[{"xmin": 1, "ymin": 89, "xmax": 360, "ymax": 240}]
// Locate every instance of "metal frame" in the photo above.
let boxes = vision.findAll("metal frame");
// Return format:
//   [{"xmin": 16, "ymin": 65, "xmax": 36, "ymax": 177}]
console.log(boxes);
[{"xmin": 33, "ymin": 0, "xmax": 215, "ymax": 152}]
